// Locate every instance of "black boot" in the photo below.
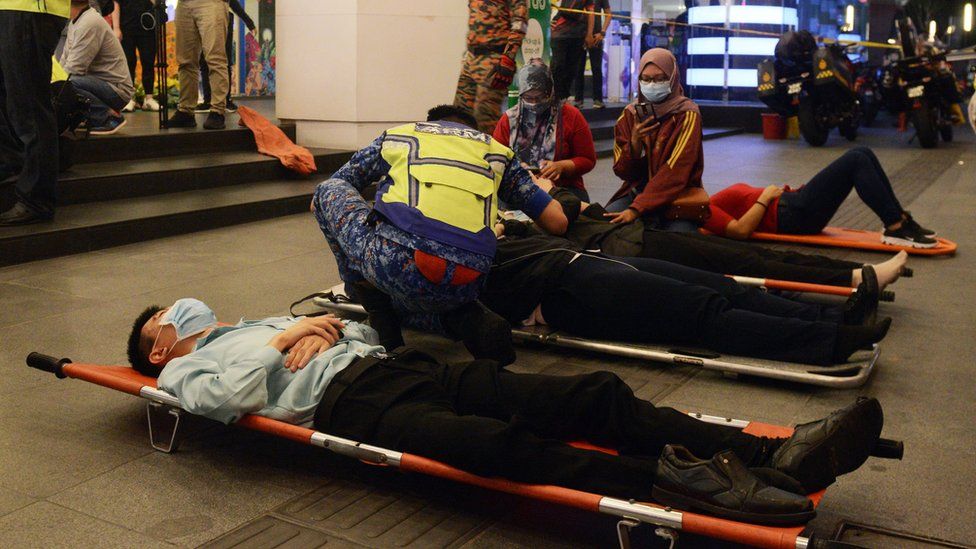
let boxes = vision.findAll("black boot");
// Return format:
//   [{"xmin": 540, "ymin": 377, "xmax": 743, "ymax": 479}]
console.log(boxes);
[
  {"xmin": 349, "ymin": 281, "xmax": 405, "ymax": 351},
  {"xmin": 653, "ymin": 445, "xmax": 815, "ymax": 525},
  {"xmin": 769, "ymin": 397, "xmax": 884, "ymax": 492},
  {"xmin": 166, "ymin": 110, "xmax": 197, "ymax": 128},
  {"xmin": 843, "ymin": 264, "xmax": 878, "ymax": 326},
  {"xmin": 441, "ymin": 301, "xmax": 516, "ymax": 366}
]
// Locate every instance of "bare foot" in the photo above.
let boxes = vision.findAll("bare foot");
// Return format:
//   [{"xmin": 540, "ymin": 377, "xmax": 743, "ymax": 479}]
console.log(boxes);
[{"xmin": 873, "ymin": 251, "xmax": 909, "ymax": 288}]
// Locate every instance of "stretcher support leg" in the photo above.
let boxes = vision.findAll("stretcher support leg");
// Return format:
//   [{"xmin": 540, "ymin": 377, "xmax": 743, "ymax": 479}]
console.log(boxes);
[
  {"xmin": 615, "ymin": 517, "xmax": 641, "ymax": 549},
  {"xmin": 653, "ymin": 526, "xmax": 679, "ymax": 549},
  {"xmin": 147, "ymin": 401, "xmax": 183, "ymax": 453}
]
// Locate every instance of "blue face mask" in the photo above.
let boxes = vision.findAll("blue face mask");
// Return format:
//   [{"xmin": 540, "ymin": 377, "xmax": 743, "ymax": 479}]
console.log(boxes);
[
  {"xmin": 521, "ymin": 99, "xmax": 550, "ymax": 114},
  {"xmin": 159, "ymin": 298, "xmax": 218, "ymax": 343},
  {"xmin": 640, "ymin": 80, "xmax": 671, "ymax": 103}
]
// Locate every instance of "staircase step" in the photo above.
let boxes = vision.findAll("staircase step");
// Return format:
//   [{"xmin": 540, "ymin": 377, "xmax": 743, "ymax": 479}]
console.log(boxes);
[
  {"xmin": 68, "ymin": 118, "xmax": 297, "ymax": 164},
  {"xmin": 0, "ymin": 179, "xmax": 321, "ymax": 267},
  {"xmin": 593, "ymin": 127, "xmax": 743, "ymax": 158},
  {"xmin": 55, "ymin": 148, "xmax": 351, "ymax": 205}
]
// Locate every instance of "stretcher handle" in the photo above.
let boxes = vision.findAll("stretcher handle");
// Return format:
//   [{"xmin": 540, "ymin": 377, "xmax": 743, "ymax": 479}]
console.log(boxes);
[
  {"xmin": 26, "ymin": 352, "xmax": 71, "ymax": 379},
  {"xmin": 871, "ymin": 437, "xmax": 904, "ymax": 460},
  {"xmin": 880, "ymin": 290, "xmax": 895, "ymax": 303}
]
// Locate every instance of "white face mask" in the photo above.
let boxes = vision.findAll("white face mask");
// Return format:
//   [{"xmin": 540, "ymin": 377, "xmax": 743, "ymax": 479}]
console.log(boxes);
[{"xmin": 640, "ymin": 80, "xmax": 672, "ymax": 103}]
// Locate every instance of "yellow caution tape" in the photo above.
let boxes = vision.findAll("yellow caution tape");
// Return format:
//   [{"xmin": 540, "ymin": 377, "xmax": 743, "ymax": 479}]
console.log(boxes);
[{"xmin": 552, "ymin": 5, "xmax": 902, "ymax": 50}]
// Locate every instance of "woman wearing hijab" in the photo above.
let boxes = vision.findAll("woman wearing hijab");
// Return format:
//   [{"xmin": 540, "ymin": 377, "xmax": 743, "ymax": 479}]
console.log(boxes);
[
  {"xmin": 493, "ymin": 61, "xmax": 596, "ymax": 202},
  {"xmin": 607, "ymin": 48, "xmax": 704, "ymax": 232}
]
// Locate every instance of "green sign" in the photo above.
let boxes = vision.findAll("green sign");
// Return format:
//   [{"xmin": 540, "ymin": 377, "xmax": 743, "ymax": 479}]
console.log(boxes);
[{"xmin": 509, "ymin": 0, "xmax": 552, "ymax": 106}]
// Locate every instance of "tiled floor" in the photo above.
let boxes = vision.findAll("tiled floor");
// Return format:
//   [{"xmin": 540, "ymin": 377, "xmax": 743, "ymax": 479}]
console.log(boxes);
[{"xmin": 0, "ymin": 118, "xmax": 973, "ymax": 548}]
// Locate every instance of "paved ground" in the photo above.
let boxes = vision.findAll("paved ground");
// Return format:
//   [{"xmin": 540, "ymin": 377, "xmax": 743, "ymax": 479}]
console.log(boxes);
[{"xmin": 0, "ymin": 118, "xmax": 973, "ymax": 548}]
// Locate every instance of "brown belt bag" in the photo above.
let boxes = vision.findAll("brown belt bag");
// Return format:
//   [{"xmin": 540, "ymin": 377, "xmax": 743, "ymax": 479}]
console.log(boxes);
[{"xmin": 665, "ymin": 187, "xmax": 711, "ymax": 221}]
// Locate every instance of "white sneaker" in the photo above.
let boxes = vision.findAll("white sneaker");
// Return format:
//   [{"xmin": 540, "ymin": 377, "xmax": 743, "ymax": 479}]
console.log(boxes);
[
  {"xmin": 142, "ymin": 96, "xmax": 161, "ymax": 111},
  {"xmin": 122, "ymin": 99, "xmax": 137, "ymax": 112}
]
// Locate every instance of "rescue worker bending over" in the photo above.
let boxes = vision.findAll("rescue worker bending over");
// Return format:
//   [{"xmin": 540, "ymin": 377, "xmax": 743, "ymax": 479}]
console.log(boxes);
[{"xmin": 311, "ymin": 105, "xmax": 567, "ymax": 365}]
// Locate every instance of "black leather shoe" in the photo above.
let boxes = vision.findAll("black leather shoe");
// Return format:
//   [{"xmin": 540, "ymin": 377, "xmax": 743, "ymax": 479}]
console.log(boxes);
[
  {"xmin": 0, "ymin": 201, "xmax": 53, "ymax": 226},
  {"xmin": 653, "ymin": 445, "xmax": 815, "ymax": 525},
  {"xmin": 844, "ymin": 265, "xmax": 878, "ymax": 325},
  {"xmin": 771, "ymin": 397, "xmax": 884, "ymax": 492},
  {"xmin": 203, "ymin": 112, "xmax": 225, "ymax": 130},
  {"xmin": 349, "ymin": 280, "xmax": 405, "ymax": 350},
  {"xmin": 166, "ymin": 110, "xmax": 197, "ymax": 128},
  {"xmin": 441, "ymin": 301, "xmax": 516, "ymax": 366}
]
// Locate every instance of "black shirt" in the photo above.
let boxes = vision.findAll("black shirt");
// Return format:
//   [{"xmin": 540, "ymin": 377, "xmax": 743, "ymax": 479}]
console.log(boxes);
[{"xmin": 117, "ymin": 0, "xmax": 153, "ymax": 32}]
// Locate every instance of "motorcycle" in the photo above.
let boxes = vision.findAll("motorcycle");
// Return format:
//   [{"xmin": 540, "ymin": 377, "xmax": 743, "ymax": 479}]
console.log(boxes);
[
  {"xmin": 880, "ymin": 18, "xmax": 962, "ymax": 148},
  {"xmin": 854, "ymin": 65, "xmax": 882, "ymax": 127},
  {"xmin": 757, "ymin": 30, "xmax": 861, "ymax": 146}
]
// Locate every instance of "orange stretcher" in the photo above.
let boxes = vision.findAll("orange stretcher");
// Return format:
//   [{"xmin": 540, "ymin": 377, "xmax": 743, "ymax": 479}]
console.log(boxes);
[
  {"xmin": 26, "ymin": 353, "xmax": 903, "ymax": 549},
  {"xmin": 740, "ymin": 227, "xmax": 957, "ymax": 256}
]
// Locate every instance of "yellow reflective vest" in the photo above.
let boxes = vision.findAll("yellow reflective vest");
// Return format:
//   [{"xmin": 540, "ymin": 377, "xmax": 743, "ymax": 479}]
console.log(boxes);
[
  {"xmin": 1, "ymin": 0, "xmax": 70, "ymax": 18},
  {"xmin": 374, "ymin": 122, "xmax": 516, "ymax": 257}
]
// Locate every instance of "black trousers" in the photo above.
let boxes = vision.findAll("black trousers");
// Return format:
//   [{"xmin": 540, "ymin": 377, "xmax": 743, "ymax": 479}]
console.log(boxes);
[
  {"xmin": 121, "ymin": 26, "xmax": 157, "ymax": 94},
  {"xmin": 573, "ymin": 42, "xmax": 604, "ymax": 102},
  {"xmin": 316, "ymin": 357, "xmax": 761, "ymax": 500},
  {"xmin": 777, "ymin": 147, "xmax": 905, "ymax": 234},
  {"xmin": 0, "ymin": 11, "xmax": 64, "ymax": 216},
  {"xmin": 551, "ymin": 36, "xmax": 586, "ymax": 100},
  {"xmin": 200, "ymin": 14, "xmax": 234, "ymax": 103},
  {"xmin": 642, "ymin": 230, "xmax": 860, "ymax": 287},
  {"xmin": 540, "ymin": 256, "xmax": 839, "ymax": 364}
]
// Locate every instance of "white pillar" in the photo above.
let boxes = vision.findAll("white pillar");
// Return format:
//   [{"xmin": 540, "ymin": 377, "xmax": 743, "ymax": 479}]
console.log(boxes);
[{"xmin": 277, "ymin": 0, "xmax": 468, "ymax": 150}]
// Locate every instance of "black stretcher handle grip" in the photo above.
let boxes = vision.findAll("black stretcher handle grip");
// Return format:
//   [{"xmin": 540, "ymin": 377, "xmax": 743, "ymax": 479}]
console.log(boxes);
[
  {"xmin": 880, "ymin": 290, "xmax": 895, "ymax": 302},
  {"xmin": 871, "ymin": 437, "xmax": 904, "ymax": 460},
  {"xmin": 26, "ymin": 352, "xmax": 71, "ymax": 379}
]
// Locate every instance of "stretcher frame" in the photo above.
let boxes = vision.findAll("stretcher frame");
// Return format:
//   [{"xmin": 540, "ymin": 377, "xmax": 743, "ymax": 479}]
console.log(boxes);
[
  {"xmin": 25, "ymin": 353, "xmax": 901, "ymax": 549},
  {"xmin": 726, "ymin": 275, "xmax": 895, "ymax": 302},
  {"xmin": 313, "ymin": 285, "xmax": 880, "ymax": 389},
  {"xmin": 740, "ymin": 227, "xmax": 956, "ymax": 256}
]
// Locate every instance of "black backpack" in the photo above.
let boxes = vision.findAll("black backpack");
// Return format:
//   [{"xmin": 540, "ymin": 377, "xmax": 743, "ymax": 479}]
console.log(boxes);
[{"xmin": 51, "ymin": 79, "xmax": 90, "ymax": 136}]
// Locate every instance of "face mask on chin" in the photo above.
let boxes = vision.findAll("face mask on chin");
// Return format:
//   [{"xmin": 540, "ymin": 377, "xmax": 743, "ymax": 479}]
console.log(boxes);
[
  {"xmin": 640, "ymin": 80, "xmax": 672, "ymax": 104},
  {"xmin": 521, "ymin": 97, "xmax": 551, "ymax": 113}
]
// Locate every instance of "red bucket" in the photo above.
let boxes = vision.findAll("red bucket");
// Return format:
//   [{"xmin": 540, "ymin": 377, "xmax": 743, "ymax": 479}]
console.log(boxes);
[{"xmin": 761, "ymin": 113, "xmax": 787, "ymax": 140}]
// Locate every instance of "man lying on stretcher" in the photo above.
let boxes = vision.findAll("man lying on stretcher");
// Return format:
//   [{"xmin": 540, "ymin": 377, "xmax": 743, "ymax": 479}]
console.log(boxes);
[
  {"xmin": 478, "ymin": 216, "xmax": 890, "ymax": 366},
  {"xmin": 128, "ymin": 298, "xmax": 886, "ymax": 526},
  {"xmin": 531, "ymin": 177, "xmax": 909, "ymax": 290}
]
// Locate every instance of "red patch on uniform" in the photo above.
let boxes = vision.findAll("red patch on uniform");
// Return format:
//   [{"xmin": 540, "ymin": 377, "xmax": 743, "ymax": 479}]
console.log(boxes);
[
  {"xmin": 450, "ymin": 264, "xmax": 482, "ymax": 286},
  {"xmin": 414, "ymin": 250, "xmax": 448, "ymax": 284}
]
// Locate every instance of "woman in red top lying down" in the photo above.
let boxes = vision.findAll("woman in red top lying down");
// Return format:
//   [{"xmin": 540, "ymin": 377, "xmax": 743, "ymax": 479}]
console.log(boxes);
[{"xmin": 703, "ymin": 147, "xmax": 939, "ymax": 249}]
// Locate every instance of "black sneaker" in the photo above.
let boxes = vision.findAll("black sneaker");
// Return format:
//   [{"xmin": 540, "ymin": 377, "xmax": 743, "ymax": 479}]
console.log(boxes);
[
  {"xmin": 203, "ymin": 112, "xmax": 225, "ymax": 130},
  {"xmin": 0, "ymin": 201, "xmax": 53, "ymax": 226},
  {"xmin": 770, "ymin": 398, "xmax": 884, "ymax": 493},
  {"xmin": 225, "ymin": 99, "xmax": 239, "ymax": 113},
  {"xmin": 194, "ymin": 101, "xmax": 212, "ymax": 113},
  {"xmin": 166, "ymin": 110, "xmax": 197, "ymax": 128},
  {"xmin": 653, "ymin": 445, "xmax": 815, "ymax": 526},
  {"xmin": 902, "ymin": 212, "xmax": 936, "ymax": 237},
  {"xmin": 882, "ymin": 223, "xmax": 937, "ymax": 248}
]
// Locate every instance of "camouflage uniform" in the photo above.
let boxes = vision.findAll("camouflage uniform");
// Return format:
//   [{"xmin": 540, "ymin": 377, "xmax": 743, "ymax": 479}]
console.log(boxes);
[
  {"xmin": 311, "ymin": 129, "xmax": 553, "ymax": 334},
  {"xmin": 455, "ymin": 0, "xmax": 528, "ymax": 134}
]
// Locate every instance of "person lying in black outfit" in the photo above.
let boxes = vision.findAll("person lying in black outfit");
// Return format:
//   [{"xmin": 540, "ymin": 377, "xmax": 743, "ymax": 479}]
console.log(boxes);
[
  {"xmin": 536, "ymin": 179, "xmax": 909, "ymax": 289},
  {"xmin": 484, "ymin": 219, "xmax": 890, "ymax": 366},
  {"xmin": 128, "ymin": 304, "xmax": 887, "ymax": 526}
]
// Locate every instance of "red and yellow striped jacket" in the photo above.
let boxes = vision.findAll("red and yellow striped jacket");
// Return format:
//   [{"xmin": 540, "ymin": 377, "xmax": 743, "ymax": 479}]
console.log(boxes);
[{"xmin": 610, "ymin": 108, "xmax": 704, "ymax": 214}]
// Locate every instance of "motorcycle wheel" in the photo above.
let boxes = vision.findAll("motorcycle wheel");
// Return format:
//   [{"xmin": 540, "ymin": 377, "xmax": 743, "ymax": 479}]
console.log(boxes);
[
  {"xmin": 912, "ymin": 101, "xmax": 939, "ymax": 149},
  {"xmin": 939, "ymin": 123, "xmax": 953, "ymax": 142},
  {"xmin": 798, "ymin": 100, "xmax": 829, "ymax": 147}
]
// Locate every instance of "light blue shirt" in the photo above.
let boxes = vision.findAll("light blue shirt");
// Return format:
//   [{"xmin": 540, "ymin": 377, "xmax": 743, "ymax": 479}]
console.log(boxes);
[{"xmin": 157, "ymin": 317, "xmax": 384, "ymax": 426}]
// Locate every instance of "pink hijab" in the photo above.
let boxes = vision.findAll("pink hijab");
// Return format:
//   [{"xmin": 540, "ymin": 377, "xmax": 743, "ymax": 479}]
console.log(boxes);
[{"xmin": 627, "ymin": 48, "xmax": 700, "ymax": 120}]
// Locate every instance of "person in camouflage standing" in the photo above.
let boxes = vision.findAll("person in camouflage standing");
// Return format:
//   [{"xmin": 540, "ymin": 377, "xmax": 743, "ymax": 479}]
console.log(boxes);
[{"xmin": 454, "ymin": 0, "xmax": 528, "ymax": 134}]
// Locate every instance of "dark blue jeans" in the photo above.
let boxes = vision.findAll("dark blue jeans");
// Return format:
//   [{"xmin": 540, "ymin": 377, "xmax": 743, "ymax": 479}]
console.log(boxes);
[
  {"xmin": 71, "ymin": 75, "xmax": 127, "ymax": 127},
  {"xmin": 777, "ymin": 147, "xmax": 904, "ymax": 234},
  {"xmin": 0, "ymin": 11, "xmax": 65, "ymax": 215}
]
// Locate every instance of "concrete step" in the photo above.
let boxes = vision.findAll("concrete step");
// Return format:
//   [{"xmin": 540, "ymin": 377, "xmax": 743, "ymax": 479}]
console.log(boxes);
[
  {"xmin": 594, "ymin": 127, "xmax": 744, "ymax": 158},
  {"xmin": 0, "ymin": 179, "xmax": 323, "ymax": 267},
  {"xmin": 51, "ymin": 148, "xmax": 350, "ymax": 206}
]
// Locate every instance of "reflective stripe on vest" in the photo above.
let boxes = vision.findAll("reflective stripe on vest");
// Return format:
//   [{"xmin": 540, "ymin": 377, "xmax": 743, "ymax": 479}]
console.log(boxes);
[{"xmin": 375, "ymin": 122, "xmax": 515, "ymax": 258}]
